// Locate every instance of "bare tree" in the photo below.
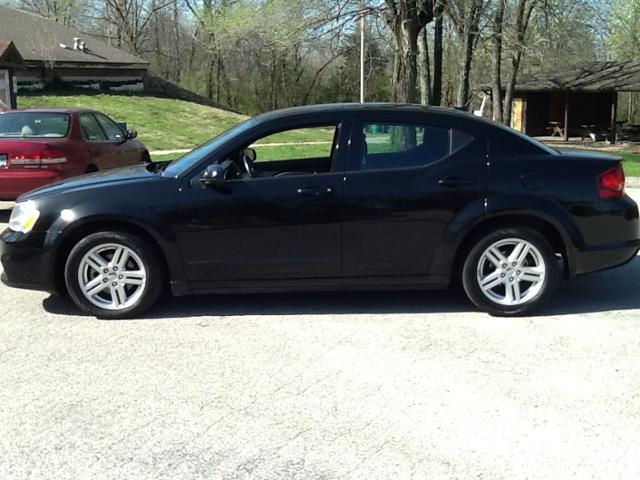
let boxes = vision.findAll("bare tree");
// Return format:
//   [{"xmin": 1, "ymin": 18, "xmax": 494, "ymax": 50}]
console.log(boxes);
[
  {"xmin": 17, "ymin": 0, "xmax": 87, "ymax": 27},
  {"xmin": 447, "ymin": 0, "xmax": 486, "ymax": 109},
  {"xmin": 503, "ymin": 0, "xmax": 536, "ymax": 124},
  {"xmin": 490, "ymin": 0, "xmax": 506, "ymax": 122},
  {"xmin": 99, "ymin": 0, "xmax": 173, "ymax": 54},
  {"xmin": 384, "ymin": 0, "xmax": 435, "ymax": 103}
]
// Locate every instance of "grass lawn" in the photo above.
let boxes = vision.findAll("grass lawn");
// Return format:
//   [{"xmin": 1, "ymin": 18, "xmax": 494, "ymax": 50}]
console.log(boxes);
[
  {"xmin": 19, "ymin": 93, "xmax": 246, "ymax": 151},
  {"xmin": 619, "ymin": 152, "xmax": 640, "ymax": 177},
  {"xmin": 19, "ymin": 93, "xmax": 335, "ymax": 155}
]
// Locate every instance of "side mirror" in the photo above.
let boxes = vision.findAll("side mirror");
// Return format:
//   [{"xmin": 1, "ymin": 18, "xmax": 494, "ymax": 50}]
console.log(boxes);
[
  {"xmin": 200, "ymin": 164, "xmax": 226, "ymax": 187},
  {"xmin": 127, "ymin": 129, "xmax": 138, "ymax": 140}
]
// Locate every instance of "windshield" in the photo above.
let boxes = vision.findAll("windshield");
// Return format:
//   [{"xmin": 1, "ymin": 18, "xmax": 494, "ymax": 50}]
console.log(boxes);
[
  {"xmin": 0, "ymin": 112, "xmax": 71, "ymax": 138},
  {"xmin": 162, "ymin": 117, "xmax": 257, "ymax": 177}
]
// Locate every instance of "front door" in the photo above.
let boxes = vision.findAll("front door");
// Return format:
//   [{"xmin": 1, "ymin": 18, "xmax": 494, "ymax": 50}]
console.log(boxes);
[
  {"xmin": 341, "ymin": 115, "xmax": 487, "ymax": 280},
  {"xmin": 177, "ymin": 123, "xmax": 347, "ymax": 284}
]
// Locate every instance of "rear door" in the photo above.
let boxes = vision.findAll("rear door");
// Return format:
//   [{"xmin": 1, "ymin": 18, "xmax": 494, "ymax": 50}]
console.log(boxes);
[{"xmin": 341, "ymin": 113, "xmax": 487, "ymax": 281}]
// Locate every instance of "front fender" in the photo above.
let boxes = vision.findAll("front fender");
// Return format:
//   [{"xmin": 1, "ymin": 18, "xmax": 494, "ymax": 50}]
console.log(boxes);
[{"xmin": 44, "ymin": 200, "xmax": 185, "ymax": 287}]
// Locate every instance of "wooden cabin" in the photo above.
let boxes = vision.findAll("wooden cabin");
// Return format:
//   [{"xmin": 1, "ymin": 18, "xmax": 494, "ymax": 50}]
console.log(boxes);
[{"xmin": 488, "ymin": 61, "xmax": 640, "ymax": 143}]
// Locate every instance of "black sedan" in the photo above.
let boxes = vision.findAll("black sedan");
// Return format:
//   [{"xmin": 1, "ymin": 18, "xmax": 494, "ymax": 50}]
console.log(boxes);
[{"xmin": 1, "ymin": 103, "xmax": 639, "ymax": 318}]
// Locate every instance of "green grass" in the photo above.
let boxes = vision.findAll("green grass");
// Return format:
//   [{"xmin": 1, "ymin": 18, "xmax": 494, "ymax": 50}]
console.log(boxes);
[
  {"xmin": 18, "ymin": 93, "xmax": 335, "ymax": 157},
  {"xmin": 619, "ymin": 152, "xmax": 640, "ymax": 177},
  {"xmin": 19, "ymin": 92, "xmax": 246, "ymax": 151}
]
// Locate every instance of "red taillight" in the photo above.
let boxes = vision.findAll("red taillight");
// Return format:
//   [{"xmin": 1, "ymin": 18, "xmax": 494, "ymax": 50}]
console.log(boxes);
[
  {"xmin": 9, "ymin": 148, "xmax": 67, "ymax": 167},
  {"xmin": 597, "ymin": 164, "xmax": 625, "ymax": 199}
]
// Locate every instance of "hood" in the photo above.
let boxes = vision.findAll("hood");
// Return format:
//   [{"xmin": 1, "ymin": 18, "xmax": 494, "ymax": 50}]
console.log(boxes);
[{"xmin": 19, "ymin": 163, "xmax": 158, "ymax": 201}]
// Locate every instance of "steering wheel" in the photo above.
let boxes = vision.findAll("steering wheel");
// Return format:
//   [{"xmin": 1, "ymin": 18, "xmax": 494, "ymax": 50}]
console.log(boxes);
[{"xmin": 241, "ymin": 148, "xmax": 256, "ymax": 178}]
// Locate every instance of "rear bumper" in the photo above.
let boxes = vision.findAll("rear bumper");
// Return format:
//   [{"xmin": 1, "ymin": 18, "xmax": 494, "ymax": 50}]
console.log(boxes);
[
  {"xmin": 0, "ymin": 170, "xmax": 61, "ymax": 201},
  {"xmin": 573, "ymin": 240, "xmax": 640, "ymax": 276},
  {"xmin": 0, "ymin": 228, "xmax": 57, "ymax": 293}
]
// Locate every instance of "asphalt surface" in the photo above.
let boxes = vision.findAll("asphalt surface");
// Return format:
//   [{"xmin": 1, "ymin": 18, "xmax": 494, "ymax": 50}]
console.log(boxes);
[{"xmin": 1, "ymin": 193, "xmax": 640, "ymax": 479}]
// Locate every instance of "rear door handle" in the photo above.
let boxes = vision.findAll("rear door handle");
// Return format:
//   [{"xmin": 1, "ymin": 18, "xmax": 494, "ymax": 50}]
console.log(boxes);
[
  {"xmin": 438, "ymin": 177, "xmax": 474, "ymax": 187},
  {"xmin": 297, "ymin": 186, "xmax": 334, "ymax": 196}
]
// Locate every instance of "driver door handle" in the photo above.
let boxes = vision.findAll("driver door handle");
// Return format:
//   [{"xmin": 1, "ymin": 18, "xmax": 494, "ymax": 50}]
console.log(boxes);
[
  {"xmin": 438, "ymin": 177, "xmax": 474, "ymax": 187},
  {"xmin": 297, "ymin": 186, "xmax": 333, "ymax": 196}
]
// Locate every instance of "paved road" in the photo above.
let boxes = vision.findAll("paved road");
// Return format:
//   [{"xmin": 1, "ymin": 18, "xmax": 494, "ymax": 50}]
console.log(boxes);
[{"xmin": 1, "ymin": 193, "xmax": 640, "ymax": 479}]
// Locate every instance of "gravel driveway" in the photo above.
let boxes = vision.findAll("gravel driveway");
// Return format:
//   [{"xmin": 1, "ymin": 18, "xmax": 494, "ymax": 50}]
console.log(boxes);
[{"xmin": 1, "ymin": 192, "xmax": 639, "ymax": 480}]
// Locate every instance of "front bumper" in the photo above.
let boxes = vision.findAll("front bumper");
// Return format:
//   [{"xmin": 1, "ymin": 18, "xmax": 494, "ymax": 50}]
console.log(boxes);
[{"xmin": 0, "ymin": 228, "xmax": 57, "ymax": 293}]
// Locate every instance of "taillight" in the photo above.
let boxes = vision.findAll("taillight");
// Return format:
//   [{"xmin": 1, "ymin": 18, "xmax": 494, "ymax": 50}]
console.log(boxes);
[
  {"xmin": 9, "ymin": 148, "xmax": 67, "ymax": 167},
  {"xmin": 597, "ymin": 164, "xmax": 625, "ymax": 199}
]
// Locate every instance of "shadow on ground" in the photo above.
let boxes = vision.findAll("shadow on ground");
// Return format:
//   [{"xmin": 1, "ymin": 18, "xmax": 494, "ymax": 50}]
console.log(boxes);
[
  {"xmin": 0, "ymin": 209, "xmax": 10, "ymax": 224},
  {"xmin": 42, "ymin": 255, "xmax": 640, "ymax": 319}
]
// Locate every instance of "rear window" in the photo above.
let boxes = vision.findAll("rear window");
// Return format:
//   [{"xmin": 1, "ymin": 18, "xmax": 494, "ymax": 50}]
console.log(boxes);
[{"xmin": 0, "ymin": 112, "xmax": 71, "ymax": 138}]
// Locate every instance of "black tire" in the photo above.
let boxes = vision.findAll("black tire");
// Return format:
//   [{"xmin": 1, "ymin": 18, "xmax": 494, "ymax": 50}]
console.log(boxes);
[
  {"xmin": 64, "ymin": 231, "xmax": 165, "ymax": 319},
  {"xmin": 141, "ymin": 151, "xmax": 151, "ymax": 163},
  {"xmin": 462, "ymin": 227, "xmax": 560, "ymax": 317}
]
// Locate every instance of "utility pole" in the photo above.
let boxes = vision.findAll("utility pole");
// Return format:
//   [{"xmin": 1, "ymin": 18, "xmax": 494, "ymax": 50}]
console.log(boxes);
[{"xmin": 360, "ymin": 3, "xmax": 365, "ymax": 103}]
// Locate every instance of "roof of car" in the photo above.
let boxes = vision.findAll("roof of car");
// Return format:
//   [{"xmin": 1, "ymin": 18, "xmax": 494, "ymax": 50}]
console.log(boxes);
[
  {"xmin": 253, "ymin": 103, "xmax": 473, "ymax": 121},
  {"xmin": 0, "ymin": 108, "xmax": 92, "ymax": 114}
]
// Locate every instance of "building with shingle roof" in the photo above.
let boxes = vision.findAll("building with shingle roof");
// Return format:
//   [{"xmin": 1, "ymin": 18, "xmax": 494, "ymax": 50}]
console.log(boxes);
[{"xmin": 0, "ymin": 5, "xmax": 149, "ymax": 98}]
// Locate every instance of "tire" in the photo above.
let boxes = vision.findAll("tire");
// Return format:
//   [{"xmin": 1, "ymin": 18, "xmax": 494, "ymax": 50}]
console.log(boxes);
[
  {"xmin": 64, "ymin": 231, "xmax": 165, "ymax": 319},
  {"xmin": 141, "ymin": 151, "xmax": 151, "ymax": 163},
  {"xmin": 462, "ymin": 227, "xmax": 560, "ymax": 317}
]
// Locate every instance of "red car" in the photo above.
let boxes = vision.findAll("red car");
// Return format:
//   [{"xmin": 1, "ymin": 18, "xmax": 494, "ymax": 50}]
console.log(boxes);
[{"xmin": 0, "ymin": 108, "xmax": 149, "ymax": 200}]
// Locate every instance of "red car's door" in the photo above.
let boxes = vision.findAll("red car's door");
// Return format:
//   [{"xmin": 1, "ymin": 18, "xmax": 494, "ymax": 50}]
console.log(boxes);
[
  {"xmin": 78, "ymin": 112, "xmax": 120, "ymax": 170},
  {"xmin": 94, "ymin": 112, "xmax": 141, "ymax": 167}
]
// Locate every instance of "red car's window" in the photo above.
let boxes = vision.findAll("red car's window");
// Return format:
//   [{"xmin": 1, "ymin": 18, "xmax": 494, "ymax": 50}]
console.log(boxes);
[
  {"xmin": 79, "ymin": 113, "xmax": 107, "ymax": 142},
  {"xmin": 0, "ymin": 112, "xmax": 70, "ymax": 138},
  {"xmin": 95, "ymin": 113, "xmax": 126, "ymax": 142}
]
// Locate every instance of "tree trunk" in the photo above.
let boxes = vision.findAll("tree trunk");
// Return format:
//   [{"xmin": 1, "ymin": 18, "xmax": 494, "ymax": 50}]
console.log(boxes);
[
  {"xmin": 491, "ymin": 0, "xmax": 506, "ymax": 123},
  {"xmin": 504, "ymin": 0, "xmax": 535, "ymax": 126},
  {"xmin": 419, "ymin": 28, "xmax": 432, "ymax": 105},
  {"xmin": 390, "ymin": 20, "xmax": 419, "ymax": 103},
  {"xmin": 431, "ymin": 13, "xmax": 444, "ymax": 106},
  {"xmin": 455, "ymin": 0, "xmax": 483, "ymax": 110},
  {"xmin": 384, "ymin": 0, "xmax": 435, "ymax": 104}
]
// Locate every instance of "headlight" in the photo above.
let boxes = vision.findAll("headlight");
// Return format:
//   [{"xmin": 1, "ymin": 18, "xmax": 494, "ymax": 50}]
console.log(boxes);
[{"xmin": 9, "ymin": 200, "xmax": 40, "ymax": 234}]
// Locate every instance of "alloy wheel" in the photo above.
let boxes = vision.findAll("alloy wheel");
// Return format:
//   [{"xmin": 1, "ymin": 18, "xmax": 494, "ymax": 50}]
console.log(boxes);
[
  {"xmin": 77, "ymin": 243, "xmax": 147, "ymax": 311},
  {"xmin": 476, "ymin": 238, "xmax": 546, "ymax": 306}
]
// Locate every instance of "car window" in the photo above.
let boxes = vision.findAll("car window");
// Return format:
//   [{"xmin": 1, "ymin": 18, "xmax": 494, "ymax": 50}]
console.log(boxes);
[
  {"xmin": 79, "ymin": 113, "xmax": 107, "ymax": 142},
  {"xmin": 221, "ymin": 124, "xmax": 340, "ymax": 180},
  {"xmin": 250, "ymin": 126, "xmax": 337, "ymax": 163},
  {"xmin": 355, "ymin": 122, "xmax": 474, "ymax": 171},
  {"xmin": 0, "ymin": 112, "xmax": 70, "ymax": 138},
  {"xmin": 95, "ymin": 113, "xmax": 126, "ymax": 142}
]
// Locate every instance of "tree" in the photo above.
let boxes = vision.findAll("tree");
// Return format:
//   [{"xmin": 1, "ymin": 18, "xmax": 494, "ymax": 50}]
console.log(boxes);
[
  {"xmin": 503, "ymin": 0, "xmax": 536, "ymax": 125},
  {"xmin": 490, "ymin": 0, "xmax": 506, "ymax": 122},
  {"xmin": 17, "ymin": 0, "xmax": 87, "ymax": 27},
  {"xmin": 447, "ymin": 0, "xmax": 486, "ymax": 108},
  {"xmin": 383, "ymin": 0, "xmax": 435, "ymax": 103}
]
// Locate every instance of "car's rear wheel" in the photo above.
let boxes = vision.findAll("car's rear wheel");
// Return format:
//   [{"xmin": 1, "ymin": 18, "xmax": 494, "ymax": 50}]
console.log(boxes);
[
  {"xmin": 462, "ymin": 227, "xmax": 560, "ymax": 316},
  {"xmin": 64, "ymin": 231, "xmax": 164, "ymax": 319}
]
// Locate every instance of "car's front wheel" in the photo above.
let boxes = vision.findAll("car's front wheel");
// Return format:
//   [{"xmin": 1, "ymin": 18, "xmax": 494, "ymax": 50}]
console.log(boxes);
[
  {"xmin": 64, "ymin": 231, "xmax": 164, "ymax": 319},
  {"xmin": 462, "ymin": 227, "xmax": 560, "ymax": 316}
]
